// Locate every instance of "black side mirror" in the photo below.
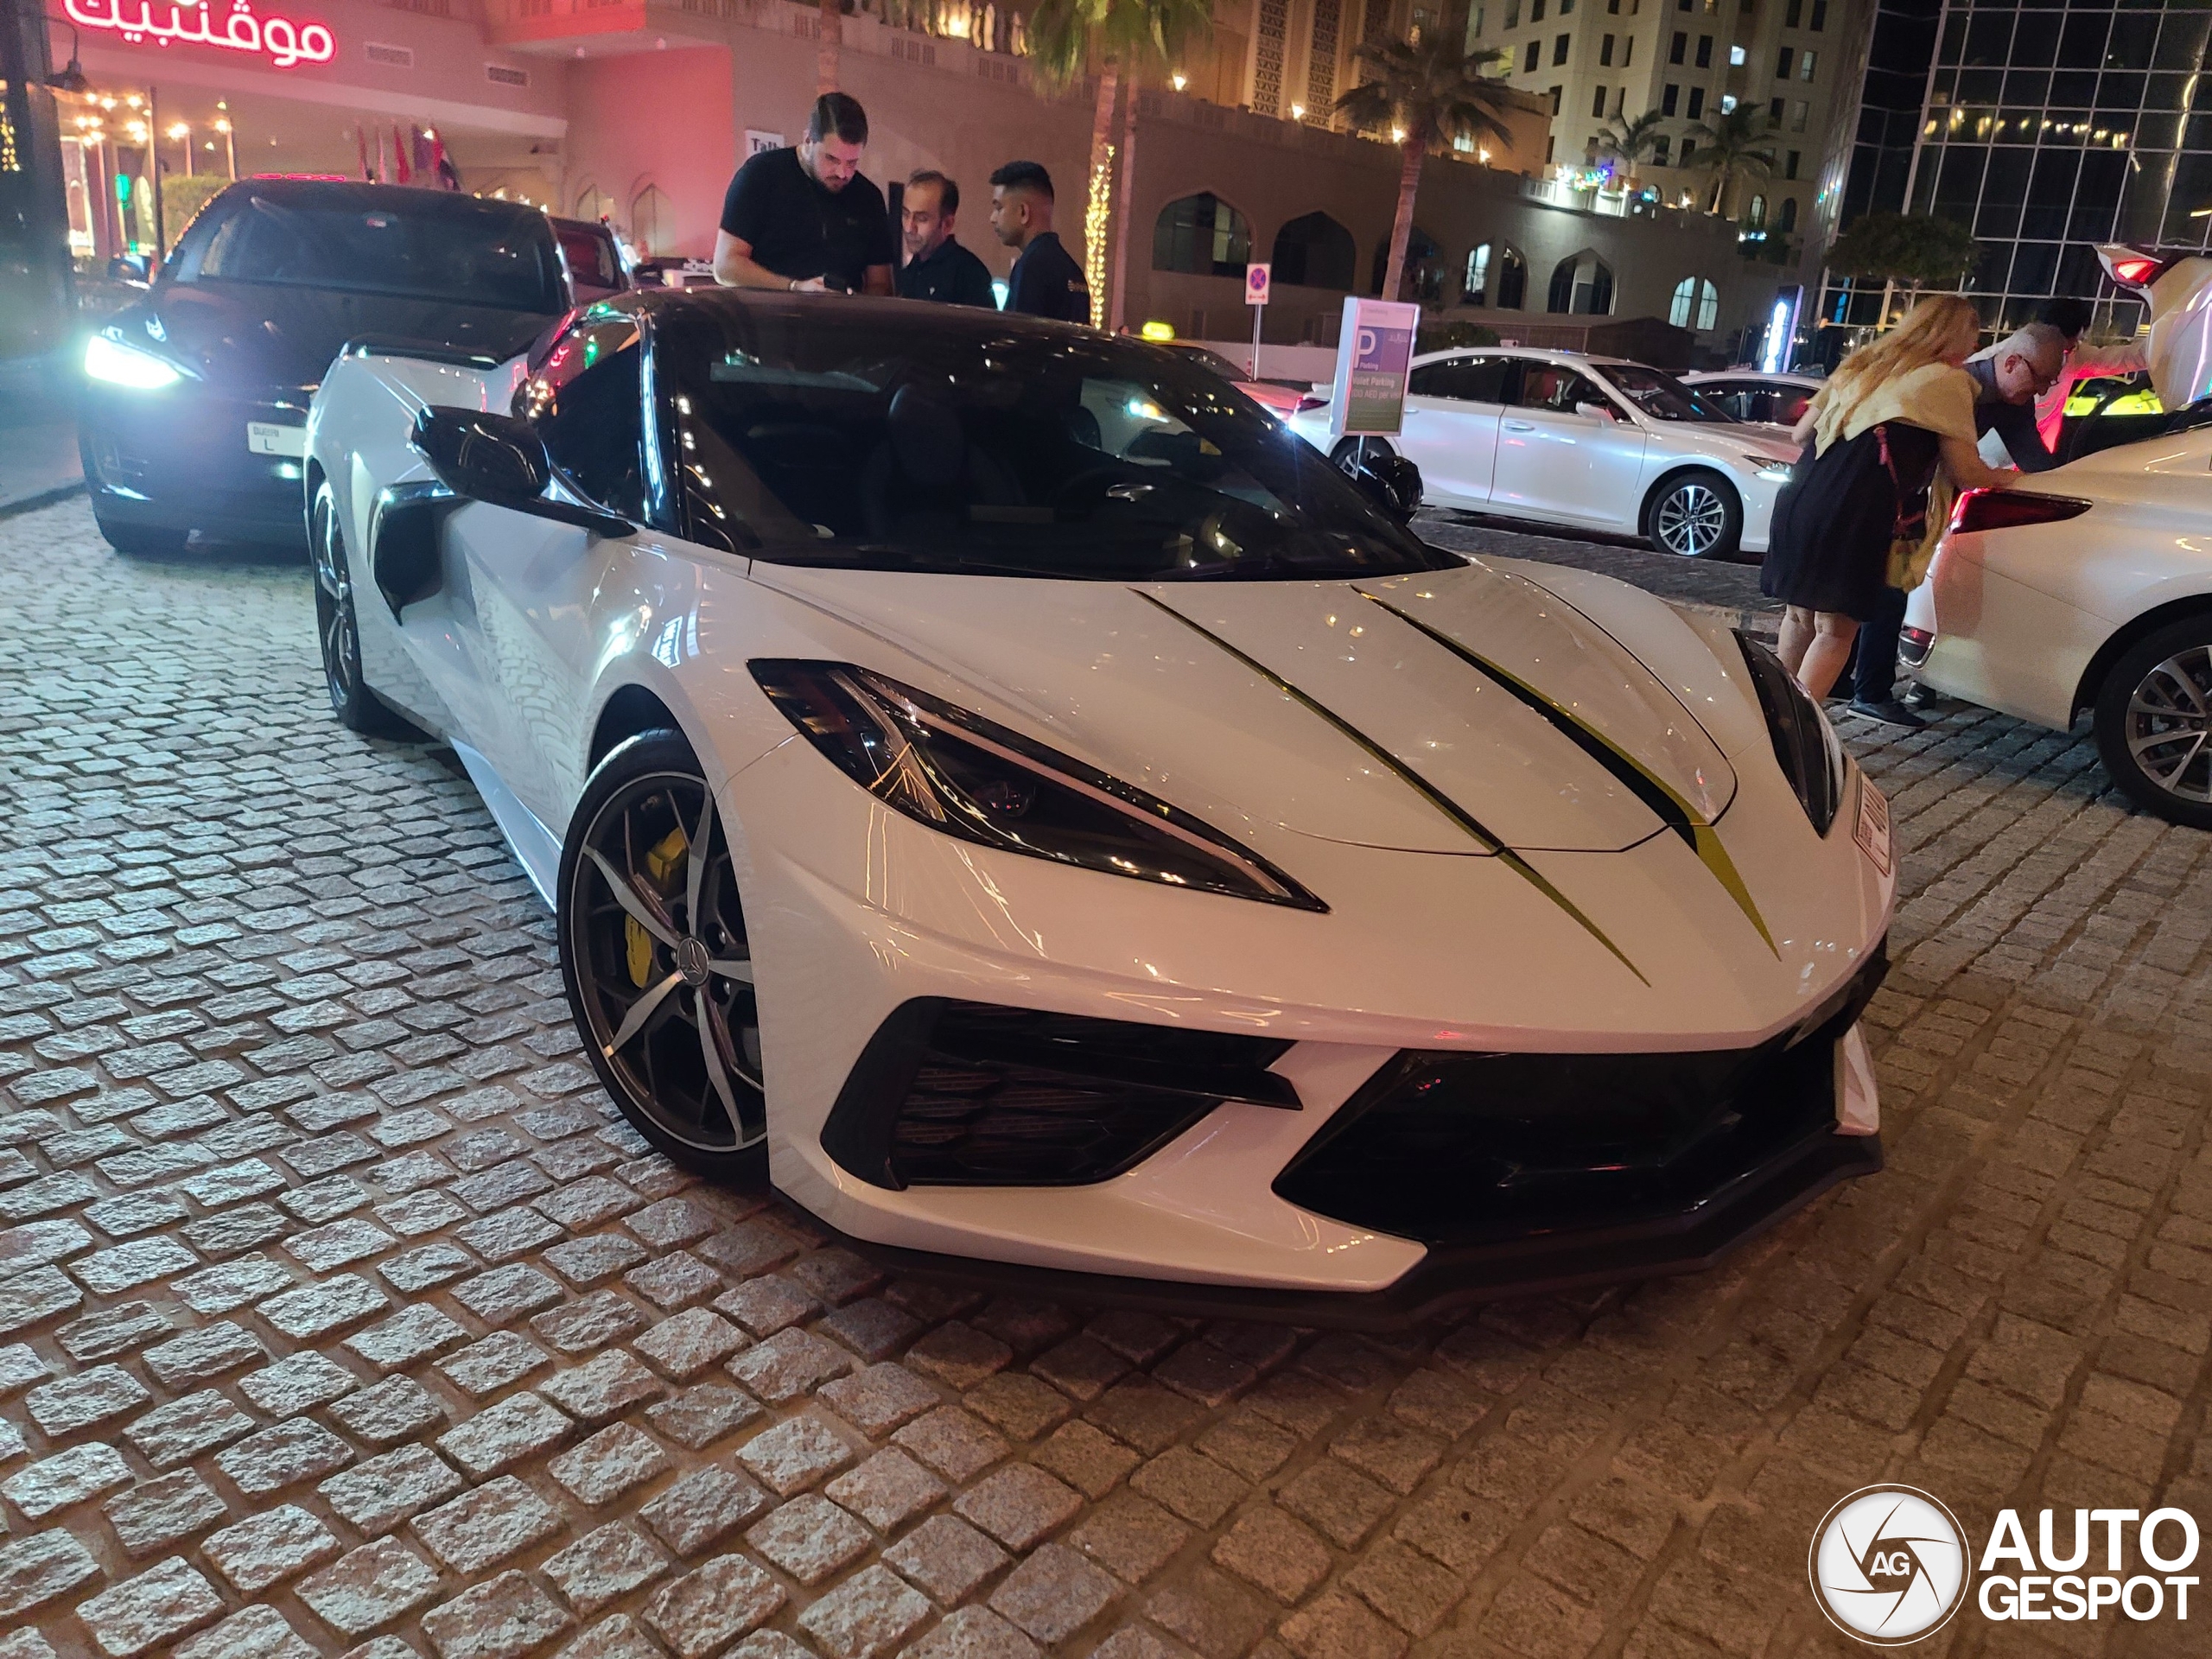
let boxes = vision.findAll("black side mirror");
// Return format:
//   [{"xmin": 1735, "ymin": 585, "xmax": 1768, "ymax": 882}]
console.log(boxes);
[
  {"xmin": 410, "ymin": 406, "xmax": 632, "ymax": 538},
  {"xmin": 1342, "ymin": 443, "xmax": 1422, "ymax": 523}
]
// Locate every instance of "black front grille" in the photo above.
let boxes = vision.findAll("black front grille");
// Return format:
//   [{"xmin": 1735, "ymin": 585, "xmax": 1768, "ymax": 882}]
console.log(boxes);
[
  {"xmin": 1274, "ymin": 948, "xmax": 1887, "ymax": 1248},
  {"xmin": 822, "ymin": 1001, "xmax": 1296, "ymax": 1190}
]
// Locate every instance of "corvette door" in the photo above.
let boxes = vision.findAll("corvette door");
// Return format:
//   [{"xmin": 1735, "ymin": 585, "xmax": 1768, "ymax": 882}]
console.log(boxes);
[
  {"xmin": 440, "ymin": 316, "xmax": 652, "ymax": 832},
  {"xmin": 1397, "ymin": 357, "xmax": 1511, "ymax": 505},
  {"xmin": 1490, "ymin": 361, "xmax": 1649, "ymax": 531}
]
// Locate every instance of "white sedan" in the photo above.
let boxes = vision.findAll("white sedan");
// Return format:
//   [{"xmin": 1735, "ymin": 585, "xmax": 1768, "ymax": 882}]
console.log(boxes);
[
  {"xmin": 303, "ymin": 291, "xmax": 1892, "ymax": 1319},
  {"xmin": 1286, "ymin": 347, "xmax": 1802, "ymax": 559},
  {"xmin": 1903, "ymin": 246, "xmax": 2212, "ymax": 829}
]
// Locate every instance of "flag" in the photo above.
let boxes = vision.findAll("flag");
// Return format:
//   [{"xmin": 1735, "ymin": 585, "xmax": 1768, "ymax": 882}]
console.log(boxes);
[{"xmin": 392, "ymin": 124, "xmax": 411, "ymax": 185}]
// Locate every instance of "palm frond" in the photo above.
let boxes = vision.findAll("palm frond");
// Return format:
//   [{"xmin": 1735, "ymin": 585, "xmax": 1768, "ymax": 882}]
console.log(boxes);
[{"xmin": 1332, "ymin": 35, "xmax": 1517, "ymax": 153}]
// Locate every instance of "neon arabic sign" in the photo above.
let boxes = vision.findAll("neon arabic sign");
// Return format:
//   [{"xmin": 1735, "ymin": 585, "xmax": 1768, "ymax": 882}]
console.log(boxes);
[{"xmin": 63, "ymin": 0, "xmax": 337, "ymax": 70}]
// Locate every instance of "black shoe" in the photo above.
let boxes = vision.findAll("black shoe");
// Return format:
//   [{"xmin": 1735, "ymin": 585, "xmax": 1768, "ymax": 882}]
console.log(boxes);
[{"xmin": 1849, "ymin": 699, "xmax": 1927, "ymax": 728}]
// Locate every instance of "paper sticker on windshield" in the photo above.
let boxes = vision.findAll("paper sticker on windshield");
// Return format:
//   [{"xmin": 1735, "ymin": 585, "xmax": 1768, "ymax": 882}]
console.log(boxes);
[
  {"xmin": 1854, "ymin": 774, "xmax": 1891, "ymax": 877},
  {"xmin": 247, "ymin": 422, "xmax": 307, "ymax": 457}
]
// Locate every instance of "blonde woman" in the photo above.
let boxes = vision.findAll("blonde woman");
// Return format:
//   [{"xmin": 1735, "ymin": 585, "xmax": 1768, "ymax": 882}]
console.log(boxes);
[{"xmin": 1762, "ymin": 296, "xmax": 2018, "ymax": 699}]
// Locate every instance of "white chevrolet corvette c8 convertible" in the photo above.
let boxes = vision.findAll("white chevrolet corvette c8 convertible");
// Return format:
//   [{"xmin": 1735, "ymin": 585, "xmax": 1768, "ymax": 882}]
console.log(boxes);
[{"xmin": 303, "ymin": 291, "xmax": 1894, "ymax": 1324}]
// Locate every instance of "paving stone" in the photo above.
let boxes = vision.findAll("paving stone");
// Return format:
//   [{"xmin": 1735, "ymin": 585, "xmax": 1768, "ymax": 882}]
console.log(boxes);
[
  {"xmin": 550, "ymin": 1421, "xmax": 672, "ymax": 1506},
  {"xmin": 894, "ymin": 1408, "xmax": 1009, "ymax": 1484},
  {"xmin": 0, "ymin": 1265, "xmax": 83, "ymax": 1336},
  {"xmin": 203, "ymin": 1503, "xmax": 342, "ymax": 1592},
  {"xmin": 439, "ymin": 1332, "xmax": 554, "ymax": 1399},
  {"xmin": 638, "ymin": 1465, "xmax": 771, "ymax": 1556},
  {"xmin": 174, "ymin": 1606, "xmax": 321, "ymax": 1659},
  {"xmin": 885, "ymin": 1513, "xmax": 1012, "ymax": 1605},
  {"xmin": 411, "ymin": 1475, "xmax": 564, "ymax": 1573},
  {"xmin": 3, "ymin": 1439, "xmax": 133, "ymax": 1515},
  {"xmin": 26, "ymin": 1361, "xmax": 151, "ymax": 1434},
  {"xmin": 329, "ymin": 1374, "xmax": 448, "ymax": 1446},
  {"xmin": 901, "ymin": 1609, "xmax": 1039, "ymax": 1659},
  {"xmin": 1212, "ymin": 1508, "xmax": 1334, "ymax": 1605},
  {"xmin": 143, "ymin": 1321, "xmax": 266, "ymax": 1388},
  {"xmin": 988, "ymin": 1543, "xmax": 1121, "ymax": 1645},
  {"xmin": 241, "ymin": 1350, "xmax": 359, "ymax": 1416},
  {"xmin": 643, "ymin": 1554, "xmax": 786, "ymax": 1659},
  {"xmin": 58, "ymin": 1300, "xmax": 171, "ymax": 1362},
  {"xmin": 420, "ymin": 1571, "xmax": 573, "ymax": 1659},
  {"xmin": 747, "ymin": 1492, "xmax": 874, "ymax": 1584},
  {"xmin": 714, "ymin": 1275, "xmax": 819, "ymax": 1338},
  {"xmin": 728, "ymin": 1326, "xmax": 854, "ymax": 1402},
  {"xmin": 296, "ymin": 1539, "xmax": 442, "ymax": 1637},
  {"xmin": 624, "ymin": 1252, "xmax": 723, "ymax": 1312},
  {"xmin": 543, "ymin": 1235, "xmax": 649, "ymax": 1288},
  {"xmin": 345, "ymin": 1303, "xmax": 472, "ymax": 1370},
  {"xmin": 454, "ymin": 1263, "xmax": 564, "ymax": 1325},
  {"xmin": 953, "ymin": 1464, "xmax": 1084, "ymax": 1551},
  {"xmin": 817, "ymin": 1299, "xmax": 921, "ymax": 1363},
  {"xmin": 318, "ymin": 1443, "xmax": 467, "ymax": 1535},
  {"xmin": 550, "ymin": 1617, "xmax": 658, "ymax": 1659},
  {"xmin": 216, "ymin": 1415, "xmax": 357, "ymax": 1495},
  {"xmin": 907, "ymin": 1324, "xmax": 1014, "ymax": 1392},
  {"xmin": 455, "ymin": 1207, "xmax": 564, "ymax": 1264},
  {"xmin": 825, "ymin": 1446, "xmax": 947, "ymax": 1534},
  {"xmin": 633, "ymin": 1307, "xmax": 747, "ymax": 1380},
  {"xmin": 261, "ymin": 1274, "xmax": 389, "ymax": 1340},
  {"xmin": 625, "ymin": 1198, "xmax": 719, "ymax": 1251},
  {"xmin": 740, "ymin": 1412, "xmax": 856, "ymax": 1494},
  {"xmin": 798, "ymin": 1564, "xmax": 931, "ymax": 1659},
  {"xmin": 645, "ymin": 1382, "xmax": 762, "ymax": 1450},
  {"xmin": 103, "ymin": 1471, "xmax": 232, "ymax": 1557},
  {"xmin": 820, "ymin": 1363, "xmax": 941, "ymax": 1438},
  {"xmin": 0, "ymin": 1341, "xmax": 50, "ymax": 1392},
  {"xmin": 531, "ymin": 1289, "xmax": 650, "ymax": 1356},
  {"xmin": 438, "ymin": 1390, "xmax": 574, "ymax": 1477},
  {"xmin": 119, "ymin": 1389, "xmax": 255, "ymax": 1470},
  {"xmin": 0, "ymin": 1528, "xmax": 104, "ymax": 1616},
  {"xmin": 538, "ymin": 1348, "xmax": 664, "ymax": 1425},
  {"xmin": 181, "ymin": 1203, "xmax": 294, "ymax": 1258},
  {"xmin": 541, "ymin": 1522, "xmax": 669, "ymax": 1615},
  {"xmin": 0, "ymin": 1218, "xmax": 92, "ymax": 1275},
  {"xmin": 76, "ymin": 1558, "xmax": 227, "ymax": 1657},
  {"xmin": 178, "ymin": 1254, "xmax": 296, "ymax": 1314}
]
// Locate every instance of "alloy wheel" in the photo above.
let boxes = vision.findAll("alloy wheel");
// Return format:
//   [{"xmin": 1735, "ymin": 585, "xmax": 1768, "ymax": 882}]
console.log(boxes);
[
  {"xmin": 569, "ymin": 769, "xmax": 766, "ymax": 1152},
  {"xmin": 2123, "ymin": 646, "xmax": 2212, "ymax": 804},
  {"xmin": 312, "ymin": 492, "xmax": 362, "ymax": 712},
  {"xmin": 1652, "ymin": 480, "xmax": 1728, "ymax": 557}
]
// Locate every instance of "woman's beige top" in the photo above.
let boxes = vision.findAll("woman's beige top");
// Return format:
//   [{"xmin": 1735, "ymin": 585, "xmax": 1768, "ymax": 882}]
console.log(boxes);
[{"xmin": 1808, "ymin": 361, "xmax": 1979, "ymax": 457}]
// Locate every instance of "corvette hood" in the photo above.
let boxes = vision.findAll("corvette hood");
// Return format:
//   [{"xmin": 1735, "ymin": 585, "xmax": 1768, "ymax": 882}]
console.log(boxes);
[{"xmin": 747, "ymin": 559, "xmax": 1736, "ymax": 856}]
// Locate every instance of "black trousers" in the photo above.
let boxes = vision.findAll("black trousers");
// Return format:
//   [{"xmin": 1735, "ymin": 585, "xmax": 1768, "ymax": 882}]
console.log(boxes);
[{"xmin": 1844, "ymin": 585, "xmax": 1906, "ymax": 704}]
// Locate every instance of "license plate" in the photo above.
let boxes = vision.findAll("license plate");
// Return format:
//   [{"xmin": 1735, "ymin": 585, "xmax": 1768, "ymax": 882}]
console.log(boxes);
[
  {"xmin": 1853, "ymin": 773, "xmax": 1891, "ymax": 876},
  {"xmin": 246, "ymin": 422, "xmax": 306, "ymax": 458}
]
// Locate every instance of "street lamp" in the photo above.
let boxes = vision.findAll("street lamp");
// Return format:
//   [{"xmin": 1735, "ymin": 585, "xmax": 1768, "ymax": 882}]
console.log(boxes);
[
  {"xmin": 168, "ymin": 120, "xmax": 193, "ymax": 177},
  {"xmin": 214, "ymin": 103, "xmax": 236, "ymax": 181}
]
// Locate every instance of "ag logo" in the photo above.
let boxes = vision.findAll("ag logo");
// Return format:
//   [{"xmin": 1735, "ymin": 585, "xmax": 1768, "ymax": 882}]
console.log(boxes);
[{"xmin": 1808, "ymin": 1484, "xmax": 1972, "ymax": 1645}]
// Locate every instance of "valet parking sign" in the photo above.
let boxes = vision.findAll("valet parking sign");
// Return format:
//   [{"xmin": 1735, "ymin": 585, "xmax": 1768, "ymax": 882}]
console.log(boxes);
[
  {"xmin": 1808, "ymin": 1484, "xmax": 2203, "ymax": 1645},
  {"xmin": 1328, "ymin": 298, "xmax": 1419, "ymax": 439}
]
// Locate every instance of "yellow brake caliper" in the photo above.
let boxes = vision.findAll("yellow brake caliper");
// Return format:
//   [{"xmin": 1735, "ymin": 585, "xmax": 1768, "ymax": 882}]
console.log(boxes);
[{"xmin": 625, "ymin": 823, "xmax": 690, "ymax": 987}]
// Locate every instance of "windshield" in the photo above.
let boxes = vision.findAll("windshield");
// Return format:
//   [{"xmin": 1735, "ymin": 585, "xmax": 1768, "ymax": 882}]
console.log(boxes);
[
  {"xmin": 658, "ymin": 302, "xmax": 1449, "ymax": 581},
  {"xmin": 1601, "ymin": 363, "xmax": 1738, "ymax": 423},
  {"xmin": 187, "ymin": 194, "xmax": 566, "ymax": 313}
]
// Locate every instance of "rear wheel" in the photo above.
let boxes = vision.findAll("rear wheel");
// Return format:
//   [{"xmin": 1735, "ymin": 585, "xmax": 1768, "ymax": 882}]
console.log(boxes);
[
  {"xmin": 311, "ymin": 483, "xmax": 413, "ymax": 736},
  {"xmin": 1644, "ymin": 469, "xmax": 1742, "ymax": 559},
  {"xmin": 559, "ymin": 731, "xmax": 768, "ymax": 1182},
  {"xmin": 2093, "ymin": 616, "xmax": 2212, "ymax": 829}
]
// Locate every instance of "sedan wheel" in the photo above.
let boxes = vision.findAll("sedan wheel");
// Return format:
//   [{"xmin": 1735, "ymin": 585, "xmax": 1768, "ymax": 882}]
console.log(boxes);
[
  {"xmin": 2094, "ymin": 619, "xmax": 2212, "ymax": 829},
  {"xmin": 560, "ymin": 731, "xmax": 768, "ymax": 1179},
  {"xmin": 311, "ymin": 484, "xmax": 411, "ymax": 736},
  {"xmin": 1646, "ymin": 470, "xmax": 1743, "ymax": 560}
]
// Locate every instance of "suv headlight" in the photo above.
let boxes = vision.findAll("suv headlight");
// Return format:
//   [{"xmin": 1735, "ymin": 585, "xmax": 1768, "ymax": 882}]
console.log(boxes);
[
  {"xmin": 1733, "ymin": 632, "xmax": 1843, "ymax": 833},
  {"xmin": 751, "ymin": 660, "xmax": 1325, "ymax": 910},
  {"xmin": 85, "ymin": 330, "xmax": 187, "ymax": 391}
]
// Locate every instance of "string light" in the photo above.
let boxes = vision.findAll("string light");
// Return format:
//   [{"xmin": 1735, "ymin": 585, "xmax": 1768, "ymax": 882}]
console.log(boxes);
[{"xmin": 1083, "ymin": 145, "xmax": 1113, "ymax": 329}]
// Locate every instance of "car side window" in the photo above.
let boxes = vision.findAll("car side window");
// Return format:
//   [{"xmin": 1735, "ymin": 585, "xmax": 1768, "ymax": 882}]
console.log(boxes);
[
  {"xmin": 518, "ymin": 319, "xmax": 646, "ymax": 523},
  {"xmin": 1515, "ymin": 364, "xmax": 1614, "ymax": 416}
]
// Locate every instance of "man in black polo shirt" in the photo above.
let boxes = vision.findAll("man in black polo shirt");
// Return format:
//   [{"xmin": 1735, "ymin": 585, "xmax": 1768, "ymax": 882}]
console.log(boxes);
[
  {"xmin": 987, "ymin": 161, "xmax": 1090, "ymax": 323},
  {"xmin": 713, "ymin": 93, "xmax": 895, "ymax": 294},
  {"xmin": 896, "ymin": 170, "xmax": 997, "ymax": 307}
]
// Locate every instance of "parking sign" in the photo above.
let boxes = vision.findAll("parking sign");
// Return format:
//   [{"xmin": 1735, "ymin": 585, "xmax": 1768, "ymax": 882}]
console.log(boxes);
[{"xmin": 1246, "ymin": 264, "xmax": 1271, "ymax": 307}]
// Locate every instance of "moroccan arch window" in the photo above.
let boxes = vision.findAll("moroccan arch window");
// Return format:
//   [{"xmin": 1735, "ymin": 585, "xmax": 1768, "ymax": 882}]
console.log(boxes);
[
  {"xmin": 1494, "ymin": 245, "xmax": 1528, "ymax": 308},
  {"xmin": 1548, "ymin": 252, "xmax": 1614, "ymax": 315},
  {"xmin": 1270, "ymin": 212, "xmax": 1357, "ymax": 289},
  {"xmin": 1465, "ymin": 243, "xmax": 1491, "ymax": 303},
  {"xmin": 1370, "ymin": 226, "xmax": 1442, "ymax": 297},
  {"xmin": 631, "ymin": 185, "xmax": 671, "ymax": 257},
  {"xmin": 1669, "ymin": 275, "xmax": 1719, "ymax": 330},
  {"xmin": 1153, "ymin": 193, "xmax": 1252, "ymax": 277}
]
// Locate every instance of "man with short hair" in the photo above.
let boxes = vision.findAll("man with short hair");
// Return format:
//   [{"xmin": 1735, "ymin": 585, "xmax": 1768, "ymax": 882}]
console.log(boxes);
[
  {"xmin": 714, "ymin": 93, "xmax": 895, "ymax": 295},
  {"xmin": 988, "ymin": 161, "xmax": 1090, "ymax": 323},
  {"xmin": 897, "ymin": 171, "xmax": 997, "ymax": 308}
]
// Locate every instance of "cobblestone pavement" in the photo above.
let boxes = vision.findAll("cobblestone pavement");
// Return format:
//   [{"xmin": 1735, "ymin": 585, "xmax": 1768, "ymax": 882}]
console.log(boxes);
[{"xmin": 3, "ymin": 495, "xmax": 2211, "ymax": 1659}]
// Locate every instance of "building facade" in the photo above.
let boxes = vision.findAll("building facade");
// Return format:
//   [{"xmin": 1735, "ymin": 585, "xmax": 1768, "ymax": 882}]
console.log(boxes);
[{"xmin": 1824, "ymin": 0, "xmax": 2212, "ymax": 343}]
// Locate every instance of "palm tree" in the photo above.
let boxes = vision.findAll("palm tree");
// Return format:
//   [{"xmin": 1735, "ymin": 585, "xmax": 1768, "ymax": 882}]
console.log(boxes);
[
  {"xmin": 1334, "ymin": 35, "xmax": 1516, "ymax": 303},
  {"xmin": 1593, "ymin": 108, "xmax": 1666, "ymax": 194},
  {"xmin": 1027, "ymin": 0, "xmax": 1211, "ymax": 327},
  {"xmin": 818, "ymin": 0, "xmax": 841, "ymax": 92},
  {"xmin": 1685, "ymin": 105, "xmax": 1774, "ymax": 217}
]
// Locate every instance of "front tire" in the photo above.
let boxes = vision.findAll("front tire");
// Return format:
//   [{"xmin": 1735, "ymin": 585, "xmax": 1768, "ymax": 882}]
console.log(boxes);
[
  {"xmin": 311, "ymin": 484, "xmax": 413, "ymax": 736},
  {"xmin": 2093, "ymin": 616, "xmax": 2212, "ymax": 829},
  {"xmin": 559, "ymin": 731, "xmax": 768, "ymax": 1182},
  {"xmin": 1644, "ymin": 469, "xmax": 1742, "ymax": 559}
]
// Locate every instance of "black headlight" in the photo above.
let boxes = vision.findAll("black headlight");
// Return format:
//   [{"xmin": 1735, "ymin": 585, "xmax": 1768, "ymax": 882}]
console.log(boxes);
[
  {"xmin": 1734, "ymin": 632, "xmax": 1844, "ymax": 834},
  {"xmin": 750, "ymin": 660, "xmax": 1325, "ymax": 911}
]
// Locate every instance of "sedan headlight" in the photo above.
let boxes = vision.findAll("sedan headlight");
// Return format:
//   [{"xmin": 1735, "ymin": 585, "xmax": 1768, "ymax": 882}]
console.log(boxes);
[
  {"xmin": 85, "ymin": 331, "xmax": 185, "ymax": 391},
  {"xmin": 1754, "ymin": 461, "xmax": 1795, "ymax": 483},
  {"xmin": 751, "ymin": 660, "xmax": 1325, "ymax": 910},
  {"xmin": 1733, "ymin": 632, "xmax": 1843, "ymax": 834}
]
